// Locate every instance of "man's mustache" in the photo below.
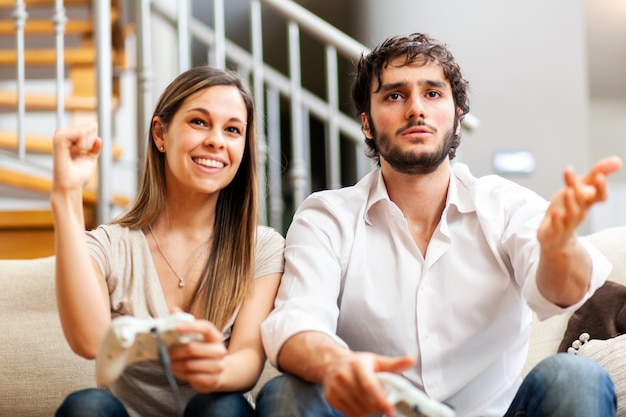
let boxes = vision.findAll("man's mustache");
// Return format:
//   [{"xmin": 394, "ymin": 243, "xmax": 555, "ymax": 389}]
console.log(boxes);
[{"xmin": 395, "ymin": 119, "xmax": 438, "ymax": 136}]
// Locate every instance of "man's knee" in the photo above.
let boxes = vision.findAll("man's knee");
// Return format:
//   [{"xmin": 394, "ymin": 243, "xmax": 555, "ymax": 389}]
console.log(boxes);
[
  {"xmin": 532, "ymin": 353, "xmax": 611, "ymax": 386},
  {"xmin": 257, "ymin": 373, "xmax": 321, "ymax": 401},
  {"xmin": 256, "ymin": 373, "xmax": 342, "ymax": 417}
]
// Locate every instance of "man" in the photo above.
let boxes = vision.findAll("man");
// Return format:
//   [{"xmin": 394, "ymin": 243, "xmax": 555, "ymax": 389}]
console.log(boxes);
[{"xmin": 257, "ymin": 33, "xmax": 621, "ymax": 417}]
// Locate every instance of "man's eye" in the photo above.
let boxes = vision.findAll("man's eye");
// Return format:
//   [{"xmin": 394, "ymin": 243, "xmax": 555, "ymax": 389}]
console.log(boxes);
[
  {"xmin": 387, "ymin": 93, "xmax": 402, "ymax": 101},
  {"xmin": 427, "ymin": 91, "xmax": 441, "ymax": 98}
]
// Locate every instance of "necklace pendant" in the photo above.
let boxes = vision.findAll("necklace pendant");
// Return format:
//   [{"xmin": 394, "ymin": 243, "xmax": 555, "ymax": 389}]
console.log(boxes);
[{"xmin": 178, "ymin": 279, "xmax": 185, "ymax": 288}]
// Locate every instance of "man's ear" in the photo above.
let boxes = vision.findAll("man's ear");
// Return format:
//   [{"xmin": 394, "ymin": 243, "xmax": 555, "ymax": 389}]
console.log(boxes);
[
  {"xmin": 361, "ymin": 113, "xmax": 372, "ymax": 139},
  {"xmin": 455, "ymin": 108, "xmax": 462, "ymax": 136}
]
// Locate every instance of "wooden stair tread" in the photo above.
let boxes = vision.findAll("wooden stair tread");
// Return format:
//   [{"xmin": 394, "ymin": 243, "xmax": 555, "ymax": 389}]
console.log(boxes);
[
  {"xmin": 0, "ymin": 167, "xmax": 130, "ymax": 208},
  {"xmin": 0, "ymin": 19, "xmax": 93, "ymax": 36},
  {"xmin": 0, "ymin": 90, "xmax": 119, "ymax": 111},
  {"xmin": 0, "ymin": 46, "xmax": 95, "ymax": 66},
  {"xmin": 0, "ymin": 130, "xmax": 123, "ymax": 158},
  {"xmin": 0, "ymin": 209, "xmax": 53, "ymax": 229},
  {"xmin": 0, "ymin": 0, "xmax": 92, "ymax": 7}
]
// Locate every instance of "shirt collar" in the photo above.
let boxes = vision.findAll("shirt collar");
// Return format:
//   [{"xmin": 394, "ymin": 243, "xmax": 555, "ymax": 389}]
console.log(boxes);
[
  {"xmin": 446, "ymin": 163, "xmax": 477, "ymax": 215},
  {"xmin": 363, "ymin": 163, "xmax": 477, "ymax": 225},
  {"xmin": 363, "ymin": 169, "xmax": 392, "ymax": 225}
]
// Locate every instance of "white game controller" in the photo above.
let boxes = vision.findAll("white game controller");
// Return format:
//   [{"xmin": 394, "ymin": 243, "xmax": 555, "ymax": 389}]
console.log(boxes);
[
  {"xmin": 377, "ymin": 372, "xmax": 456, "ymax": 417},
  {"xmin": 95, "ymin": 312, "xmax": 202, "ymax": 387}
]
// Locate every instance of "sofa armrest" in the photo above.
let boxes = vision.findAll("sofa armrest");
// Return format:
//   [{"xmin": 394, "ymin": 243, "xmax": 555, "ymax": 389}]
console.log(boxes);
[{"xmin": 0, "ymin": 256, "xmax": 95, "ymax": 417}]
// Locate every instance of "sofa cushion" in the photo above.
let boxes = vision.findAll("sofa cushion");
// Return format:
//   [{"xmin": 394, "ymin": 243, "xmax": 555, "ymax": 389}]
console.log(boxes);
[
  {"xmin": 557, "ymin": 280, "xmax": 626, "ymax": 352},
  {"xmin": 0, "ymin": 256, "xmax": 95, "ymax": 417},
  {"xmin": 570, "ymin": 333, "xmax": 626, "ymax": 417}
]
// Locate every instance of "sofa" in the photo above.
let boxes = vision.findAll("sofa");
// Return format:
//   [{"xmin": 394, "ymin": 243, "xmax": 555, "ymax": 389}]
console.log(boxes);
[{"xmin": 2, "ymin": 225, "xmax": 626, "ymax": 416}]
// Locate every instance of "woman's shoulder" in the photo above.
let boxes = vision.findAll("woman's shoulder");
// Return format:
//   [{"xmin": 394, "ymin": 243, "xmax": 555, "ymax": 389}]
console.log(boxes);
[
  {"xmin": 256, "ymin": 225, "xmax": 285, "ymax": 247},
  {"xmin": 88, "ymin": 223, "xmax": 143, "ymax": 241},
  {"xmin": 86, "ymin": 224, "xmax": 148, "ymax": 256},
  {"xmin": 254, "ymin": 225, "xmax": 285, "ymax": 275}
]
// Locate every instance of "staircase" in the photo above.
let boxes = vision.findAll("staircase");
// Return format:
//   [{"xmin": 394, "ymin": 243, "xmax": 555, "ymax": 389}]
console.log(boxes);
[
  {"xmin": 0, "ymin": 0, "xmax": 129, "ymax": 258},
  {"xmin": 0, "ymin": 0, "xmax": 379, "ymax": 259}
]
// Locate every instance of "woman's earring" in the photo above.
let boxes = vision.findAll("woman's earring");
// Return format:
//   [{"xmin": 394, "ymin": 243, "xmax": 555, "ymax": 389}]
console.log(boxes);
[{"xmin": 159, "ymin": 146, "xmax": 164, "ymax": 152}]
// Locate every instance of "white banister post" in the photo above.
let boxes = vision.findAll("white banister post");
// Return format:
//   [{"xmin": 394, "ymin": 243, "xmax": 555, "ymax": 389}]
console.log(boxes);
[
  {"xmin": 95, "ymin": 0, "xmax": 112, "ymax": 223},
  {"xmin": 251, "ymin": 0, "xmax": 267, "ymax": 224},
  {"xmin": 12, "ymin": 0, "xmax": 28, "ymax": 160},
  {"xmin": 53, "ymin": 0, "xmax": 67, "ymax": 129}
]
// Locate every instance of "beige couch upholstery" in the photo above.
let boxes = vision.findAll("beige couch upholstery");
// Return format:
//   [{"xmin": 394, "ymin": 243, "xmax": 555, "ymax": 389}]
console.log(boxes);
[{"xmin": 2, "ymin": 225, "xmax": 625, "ymax": 416}]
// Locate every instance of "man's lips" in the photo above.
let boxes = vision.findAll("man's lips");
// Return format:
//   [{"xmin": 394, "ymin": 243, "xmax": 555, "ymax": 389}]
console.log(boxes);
[{"xmin": 401, "ymin": 126, "xmax": 433, "ymax": 136}]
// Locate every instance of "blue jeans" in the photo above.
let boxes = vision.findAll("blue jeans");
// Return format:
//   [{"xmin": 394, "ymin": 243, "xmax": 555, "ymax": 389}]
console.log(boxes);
[
  {"xmin": 55, "ymin": 388, "xmax": 256, "ymax": 417},
  {"xmin": 502, "ymin": 353, "xmax": 616, "ymax": 417},
  {"xmin": 255, "ymin": 353, "xmax": 616, "ymax": 417},
  {"xmin": 55, "ymin": 389, "xmax": 129, "ymax": 417}
]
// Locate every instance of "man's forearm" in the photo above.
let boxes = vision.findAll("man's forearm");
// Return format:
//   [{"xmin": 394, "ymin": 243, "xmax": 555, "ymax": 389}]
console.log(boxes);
[{"xmin": 277, "ymin": 331, "xmax": 349, "ymax": 384}]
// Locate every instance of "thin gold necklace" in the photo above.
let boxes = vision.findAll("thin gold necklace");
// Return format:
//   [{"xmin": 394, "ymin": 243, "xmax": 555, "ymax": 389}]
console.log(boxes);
[{"xmin": 148, "ymin": 224, "xmax": 208, "ymax": 288}]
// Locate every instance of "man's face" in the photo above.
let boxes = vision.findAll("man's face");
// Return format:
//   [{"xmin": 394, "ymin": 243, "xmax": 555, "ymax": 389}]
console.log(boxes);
[{"xmin": 362, "ymin": 57, "xmax": 460, "ymax": 175}]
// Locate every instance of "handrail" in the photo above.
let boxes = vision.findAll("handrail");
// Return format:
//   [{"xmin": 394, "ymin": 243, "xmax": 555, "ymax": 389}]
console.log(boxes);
[
  {"xmin": 146, "ymin": 0, "xmax": 369, "ymax": 230},
  {"xmin": 149, "ymin": 2, "xmax": 363, "ymax": 144},
  {"xmin": 261, "ymin": 0, "xmax": 369, "ymax": 59}
]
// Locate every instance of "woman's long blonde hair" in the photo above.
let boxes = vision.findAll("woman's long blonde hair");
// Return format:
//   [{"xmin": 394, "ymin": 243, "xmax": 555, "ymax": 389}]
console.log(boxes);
[{"xmin": 111, "ymin": 66, "xmax": 258, "ymax": 330}]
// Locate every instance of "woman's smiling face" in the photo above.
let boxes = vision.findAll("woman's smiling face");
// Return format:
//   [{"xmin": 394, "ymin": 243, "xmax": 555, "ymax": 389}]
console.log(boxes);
[{"xmin": 153, "ymin": 85, "xmax": 248, "ymax": 197}]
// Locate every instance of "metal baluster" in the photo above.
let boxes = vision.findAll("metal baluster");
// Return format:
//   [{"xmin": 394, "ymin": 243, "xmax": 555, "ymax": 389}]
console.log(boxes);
[
  {"xmin": 266, "ymin": 87, "xmax": 284, "ymax": 233},
  {"xmin": 287, "ymin": 21, "xmax": 307, "ymax": 209},
  {"xmin": 95, "ymin": 0, "xmax": 112, "ymax": 223},
  {"xmin": 177, "ymin": 0, "xmax": 190, "ymax": 73},
  {"xmin": 136, "ymin": 0, "xmax": 154, "ymax": 164},
  {"xmin": 213, "ymin": 0, "xmax": 225, "ymax": 69},
  {"xmin": 251, "ymin": 0, "xmax": 267, "ymax": 224},
  {"xmin": 53, "ymin": 0, "xmax": 66, "ymax": 129},
  {"xmin": 325, "ymin": 45, "xmax": 341, "ymax": 190},
  {"xmin": 12, "ymin": 0, "xmax": 28, "ymax": 160}
]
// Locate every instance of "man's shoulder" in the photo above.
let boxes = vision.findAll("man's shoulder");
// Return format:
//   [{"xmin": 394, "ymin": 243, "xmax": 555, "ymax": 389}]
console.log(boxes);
[
  {"xmin": 452, "ymin": 163, "xmax": 537, "ymax": 200},
  {"xmin": 451, "ymin": 163, "xmax": 548, "ymax": 218},
  {"xmin": 452, "ymin": 163, "xmax": 521, "ymax": 189},
  {"xmin": 303, "ymin": 170, "xmax": 377, "ymax": 210}
]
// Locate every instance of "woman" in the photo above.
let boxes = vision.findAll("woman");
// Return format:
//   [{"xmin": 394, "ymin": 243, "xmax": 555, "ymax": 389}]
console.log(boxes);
[{"xmin": 53, "ymin": 66, "xmax": 284, "ymax": 417}]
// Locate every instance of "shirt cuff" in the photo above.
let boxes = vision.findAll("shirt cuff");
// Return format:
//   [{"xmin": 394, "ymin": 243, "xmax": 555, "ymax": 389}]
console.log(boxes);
[{"xmin": 261, "ymin": 310, "xmax": 348, "ymax": 367}]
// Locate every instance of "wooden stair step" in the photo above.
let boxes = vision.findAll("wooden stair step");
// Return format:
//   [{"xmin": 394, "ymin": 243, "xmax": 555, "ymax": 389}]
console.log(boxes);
[
  {"xmin": 0, "ymin": 209, "xmax": 53, "ymax": 229},
  {"xmin": 0, "ymin": 210, "xmax": 56, "ymax": 259},
  {"xmin": 0, "ymin": 19, "xmax": 93, "ymax": 36},
  {"xmin": 0, "ymin": 167, "xmax": 130, "ymax": 208},
  {"xmin": 0, "ymin": 0, "xmax": 92, "ymax": 7},
  {"xmin": 0, "ymin": 46, "xmax": 95, "ymax": 66},
  {"xmin": 0, "ymin": 91, "xmax": 119, "ymax": 111},
  {"xmin": 0, "ymin": 130, "xmax": 123, "ymax": 159}
]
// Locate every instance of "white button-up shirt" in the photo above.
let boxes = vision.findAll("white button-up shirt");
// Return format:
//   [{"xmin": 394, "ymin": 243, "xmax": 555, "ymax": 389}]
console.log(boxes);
[{"xmin": 262, "ymin": 163, "xmax": 611, "ymax": 417}]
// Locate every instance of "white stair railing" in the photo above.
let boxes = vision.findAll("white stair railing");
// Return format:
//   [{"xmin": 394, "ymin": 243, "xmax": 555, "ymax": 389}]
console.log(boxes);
[
  {"xmin": 141, "ymin": 0, "xmax": 369, "ymax": 232},
  {"xmin": 4, "ymin": 0, "xmax": 376, "ymax": 233}
]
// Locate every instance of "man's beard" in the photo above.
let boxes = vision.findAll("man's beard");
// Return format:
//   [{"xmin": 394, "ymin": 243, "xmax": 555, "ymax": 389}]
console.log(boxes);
[{"xmin": 371, "ymin": 118, "xmax": 457, "ymax": 175}]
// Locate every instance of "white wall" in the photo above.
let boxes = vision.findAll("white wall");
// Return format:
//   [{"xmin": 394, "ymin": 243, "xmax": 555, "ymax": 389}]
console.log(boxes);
[{"xmin": 589, "ymin": 99, "xmax": 626, "ymax": 230}]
